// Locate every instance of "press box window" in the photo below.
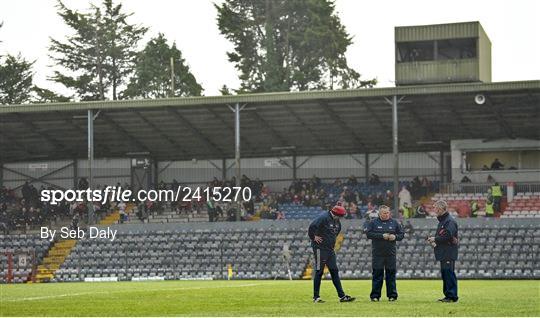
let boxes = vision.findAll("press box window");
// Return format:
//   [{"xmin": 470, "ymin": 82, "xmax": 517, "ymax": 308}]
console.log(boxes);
[{"xmin": 397, "ymin": 38, "xmax": 477, "ymax": 63}]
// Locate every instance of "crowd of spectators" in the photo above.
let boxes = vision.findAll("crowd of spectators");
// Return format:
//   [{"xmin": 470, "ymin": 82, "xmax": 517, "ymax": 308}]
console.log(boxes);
[
  {"xmin": 0, "ymin": 179, "xmax": 131, "ymax": 233},
  {"xmin": 0, "ymin": 173, "xmax": 439, "ymax": 230},
  {"xmin": 1, "ymin": 182, "xmax": 74, "ymax": 234},
  {"xmin": 245, "ymin": 174, "xmax": 436, "ymax": 221}
]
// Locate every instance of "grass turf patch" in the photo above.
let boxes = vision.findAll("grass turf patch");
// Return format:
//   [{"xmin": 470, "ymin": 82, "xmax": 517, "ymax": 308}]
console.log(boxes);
[{"xmin": 1, "ymin": 280, "xmax": 539, "ymax": 316}]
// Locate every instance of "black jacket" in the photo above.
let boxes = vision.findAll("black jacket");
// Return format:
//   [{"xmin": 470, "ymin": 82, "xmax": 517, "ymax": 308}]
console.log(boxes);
[
  {"xmin": 308, "ymin": 212, "xmax": 341, "ymax": 251},
  {"xmin": 434, "ymin": 212, "xmax": 459, "ymax": 261},
  {"xmin": 364, "ymin": 217, "xmax": 404, "ymax": 256}
]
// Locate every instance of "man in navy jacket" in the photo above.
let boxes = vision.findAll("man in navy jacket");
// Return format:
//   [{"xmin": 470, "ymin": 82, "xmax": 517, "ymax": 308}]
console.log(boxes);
[
  {"xmin": 427, "ymin": 200, "xmax": 459, "ymax": 302},
  {"xmin": 364, "ymin": 205, "xmax": 404, "ymax": 301},
  {"xmin": 308, "ymin": 205, "xmax": 355, "ymax": 303}
]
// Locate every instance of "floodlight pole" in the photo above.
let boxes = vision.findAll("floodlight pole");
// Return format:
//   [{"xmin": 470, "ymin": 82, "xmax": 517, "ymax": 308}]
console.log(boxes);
[
  {"xmin": 229, "ymin": 103, "xmax": 246, "ymax": 222},
  {"xmin": 392, "ymin": 96, "xmax": 399, "ymax": 218},
  {"xmin": 235, "ymin": 103, "xmax": 241, "ymax": 221},
  {"xmin": 170, "ymin": 57, "xmax": 175, "ymax": 96},
  {"xmin": 87, "ymin": 109, "xmax": 95, "ymax": 225},
  {"xmin": 384, "ymin": 95, "xmax": 404, "ymax": 218}
]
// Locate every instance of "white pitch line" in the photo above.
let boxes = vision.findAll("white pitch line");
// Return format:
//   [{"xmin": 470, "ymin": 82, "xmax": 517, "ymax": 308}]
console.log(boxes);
[{"xmin": 4, "ymin": 282, "xmax": 268, "ymax": 302}]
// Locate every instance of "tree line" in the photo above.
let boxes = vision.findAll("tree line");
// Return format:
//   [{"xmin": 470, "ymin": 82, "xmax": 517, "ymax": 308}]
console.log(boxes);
[{"xmin": 0, "ymin": 0, "xmax": 376, "ymax": 105}]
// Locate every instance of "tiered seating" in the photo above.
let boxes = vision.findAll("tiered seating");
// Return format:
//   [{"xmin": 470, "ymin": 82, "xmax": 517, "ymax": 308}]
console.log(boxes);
[
  {"xmin": 51, "ymin": 218, "xmax": 539, "ymax": 282},
  {"xmin": 0, "ymin": 234, "xmax": 51, "ymax": 283},
  {"xmin": 125, "ymin": 210, "xmax": 211, "ymax": 224},
  {"xmin": 501, "ymin": 192, "xmax": 540, "ymax": 218},
  {"xmin": 280, "ymin": 203, "xmax": 325, "ymax": 220},
  {"xmin": 339, "ymin": 220, "xmax": 539, "ymax": 279},
  {"xmin": 429, "ymin": 193, "xmax": 488, "ymax": 217},
  {"xmin": 55, "ymin": 227, "xmax": 310, "ymax": 282},
  {"xmin": 4, "ymin": 218, "xmax": 538, "ymax": 283},
  {"xmin": 320, "ymin": 181, "xmax": 396, "ymax": 197}
]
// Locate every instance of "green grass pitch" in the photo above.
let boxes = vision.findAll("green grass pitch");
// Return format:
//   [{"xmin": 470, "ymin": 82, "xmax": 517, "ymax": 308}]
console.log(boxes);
[{"xmin": 1, "ymin": 280, "xmax": 539, "ymax": 316}]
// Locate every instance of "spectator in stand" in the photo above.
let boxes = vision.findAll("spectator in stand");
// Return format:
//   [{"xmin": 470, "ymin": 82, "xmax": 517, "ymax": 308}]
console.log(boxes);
[
  {"xmin": 383, "ymin": 191, "xmax": 394, "ymax": 210},
  {"xmin": 485, "ymin": 189, "xmax": 494, "ymax": 217},
  {"xmin": 421, "ymin": 177, "xmax": 431, "ymax": 197},
  {"xmin": 260, "ymin": 184, "xmax": 270, "ymax": 201},
  {"xmin": 21, "ymin": 181, "xmax": 31, "ymax": 202},
  {"xmin": 411, "ymin": 176, "xmax": 421, "ymax": 199},
  {"xmin": 243, "ymin": 199, "xmax": 255, "ymax": 216},
  {"xmin": 78, "ymin": 177, "xmax": 89, "ymax": 190},
  {"xmin": 482, "ymin": 165, "xmax": 490, "ymax": 171},
  {"xmin": 226, "ymin": 205, "xmax": 236, "ymax": 221},
  {"xmin": 345, "ymin": 202, "xmax": 358, "ymax": 219},
  {"xmin": 374, "ymin": 193, "xmax": 384, "ymax": 207},
  {"xmin": 117, "ymin": 201, "xmax": 127, "ymax": 223},
  {"xmin": 490, "ymin": 158, "xmax": 504, "ymax": 170},
  {"xmin": 400, "ymin": 202, "xmax": 413, "ymax": 219},
  {"xmin": 215, "ymin": 203, "xmax": 224, "ymax": 219},
  {"xmin": 71, "ymin": 214, "xmax": 79, "ymax": 231},
  {"xmin": 398, "ymin": 186, "xmax": 412, "ymax": 209},
  {"xmin": 207, "ymin": 199, "xmax": 217, "ymax": 222},
  {"xmin": 311, "ymin": 175, "xmax": 322, "ymax": 188},
  {"xmin": 470, "ymin": 200, "xmax": 479, "ymax": 217},
  {"xmin": 366, "ymin": 208, "xmax": 379, "ymax": 221},
  {"xmin": 491, "ymin": 182, "xmax": 503, "ymax": 214},
  {"xmin": 347, "ymin": 175, "xmax": 358, "ymax": 186},
  {"xmin": 136, "ymin": 200, "xmax": 149, "ymax": 223},
  {"xmin": 343, "ymin": 187, "xmax": 355, "ymax": 203},
  {"xmin": 369, "ymin": 173, "xmax": 381, "ymax": 185}
]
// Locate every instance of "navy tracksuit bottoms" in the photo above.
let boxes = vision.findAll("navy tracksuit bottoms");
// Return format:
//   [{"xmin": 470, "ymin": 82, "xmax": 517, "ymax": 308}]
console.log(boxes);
[
  {"xmin": 312, "ymin": 247, "xmax": 345, "ymax": 299},
  {"xmin": 440, "ymin": 260, "xmax": 458, "ymax": 300},
  {"xmin": 370, "ymin": 254, "xmax": 397, "ymax": 299}
]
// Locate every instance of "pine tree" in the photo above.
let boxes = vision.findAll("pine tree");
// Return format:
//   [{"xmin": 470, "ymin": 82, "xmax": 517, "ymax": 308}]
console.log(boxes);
[
  {"xmin": 0, "ymin": 54, "xmax": 34, "ymax": 104},
  {"xmin": 215, "ymin": 0, "xmax": 376, "ymax": 93},
  {"xmin": 123, "ymin": 33, "xmax": 203, "ymax": 99},
  {"xmin": 49, "ymin": 0, "xmax": 147, "ymax": 101}
]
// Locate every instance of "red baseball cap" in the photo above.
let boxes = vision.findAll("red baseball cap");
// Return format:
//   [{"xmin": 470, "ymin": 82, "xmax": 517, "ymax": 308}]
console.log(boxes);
[{"xmin": 331, "ymin": 205, "xmax": 346, "ymax": 217}]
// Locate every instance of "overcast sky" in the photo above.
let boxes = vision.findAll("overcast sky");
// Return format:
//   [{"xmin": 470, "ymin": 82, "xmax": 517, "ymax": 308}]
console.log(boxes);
[{"xmin": 1, "ymin": 0, "xmax": 539, "ymax": 96}]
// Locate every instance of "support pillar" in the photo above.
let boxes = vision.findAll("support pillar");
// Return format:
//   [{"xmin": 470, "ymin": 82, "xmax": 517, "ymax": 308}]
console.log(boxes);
[
  {"xmin": 392, "ymin": 96, "xmax": 399, "ymax": 217},
  {"xmin": 292, "ymin": 154, "xmax": 297, "ymax": 181},
  {"xmin": 87, "ymin": 109, "xmax": 95, "ymax": 224},
  {"xmin": 73, "ymin": 159, "xmax": 78, "ymax": 189},
  {"xmin": 222, "ymin": 158, "xmax": 227, "ymax": 181},
  {"xmin": 440, "ymin": 150, "xmax": 445, "ymax": 184},
  {"xmin": 234, "ymin": 103, "xmax": 241, "ymax": 221},
  {"xmin": 364, "ymin": 153, "xmax": 369, "ymax": 183}
]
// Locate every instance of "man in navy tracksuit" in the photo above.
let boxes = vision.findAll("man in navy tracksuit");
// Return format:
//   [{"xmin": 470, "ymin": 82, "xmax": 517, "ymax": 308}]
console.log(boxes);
[
  {"xmin": 364, "ymin": 205, "xmax": 404, "ymax": 301},
  {"xmin": 308, "ymin": 205, "xmax": 355, "ymax": 303},
  {"xmin": 427, "ymin": 200, "xmax": 459, "ymax": 302}
]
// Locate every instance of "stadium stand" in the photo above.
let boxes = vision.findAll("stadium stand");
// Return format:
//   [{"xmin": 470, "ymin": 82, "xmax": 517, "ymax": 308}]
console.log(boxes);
[
  {"xmin": 501, "ymin": 192, "xmax": 540, "ymax": 218},
  {"xmin": 278, "ymin": 203, "xmax": 326, "ymax": 220},
  {"xmin": 55, "ymin": 222, "xmax": 309, "ymax": 282},
  {"xmin": 0, "ymin": 234, "xmax": 51, "ymax": 283},
  {"xmin": 428, "ymin": 193, "xmax": 489, "ymax": 217},
  {"xmin": 36, "ymin": 218, "xmax": 539, "ymax": 283}
]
